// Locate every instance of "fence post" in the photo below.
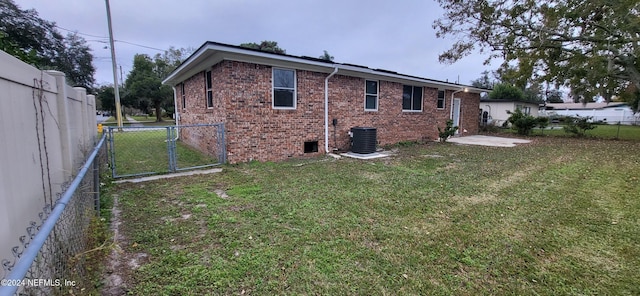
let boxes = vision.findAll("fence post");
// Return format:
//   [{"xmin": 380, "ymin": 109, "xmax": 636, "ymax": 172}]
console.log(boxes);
[
  {"xmin": 220, "ymin": 123, "xmax": 227, "ymax": 164},
  {"xmin": 87, "ymin": 94, "xmax": 98, "ymax": 143},
  {"xmin": 46, "ymin": 70, "xmax": 74, "ymax": 180},
  {"xmin": 167, "ymin": 126, "xmax": 176, "ymax": 172},
  {"xmin": 108, "ymin": 128, "xmax": 117, "ymax": 178},
  {"xmin": 74, "ymin": 87, "xmax": 89, "ymax": 151},
  {"xmin": 93, "ymin": 151, "xmax": 100, "ymax": 213}
]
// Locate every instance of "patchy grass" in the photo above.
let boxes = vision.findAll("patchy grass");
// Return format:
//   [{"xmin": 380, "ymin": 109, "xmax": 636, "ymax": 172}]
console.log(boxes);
[
  {"xmin": 111, "ymin": 138, "xmax": 640, "ymax": 295},
  {"xmin": 108, "ymin": 129, "xmax": 217, "ymax": 177}
]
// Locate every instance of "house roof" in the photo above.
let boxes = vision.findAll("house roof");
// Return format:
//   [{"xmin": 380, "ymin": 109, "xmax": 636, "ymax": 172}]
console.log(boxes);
[
  {"xmin": 162, "ymin": 41, "xmax": 489, "ymax": 93},
  {"xmin": 545, "ymin": 102, "xmax": 628, "ymax": 110}
]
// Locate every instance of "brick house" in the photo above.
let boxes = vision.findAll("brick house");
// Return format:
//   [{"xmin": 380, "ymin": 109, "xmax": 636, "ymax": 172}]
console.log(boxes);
[{"xmin": 162, "ymin": 41, "xmax": 486, "ymax": 163}]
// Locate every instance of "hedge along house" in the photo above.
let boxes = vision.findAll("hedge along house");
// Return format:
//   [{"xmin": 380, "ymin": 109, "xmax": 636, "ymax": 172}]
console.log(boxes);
[{"xmin": 162, "ymin": 41, "xmax": 486, "ymax": 164}]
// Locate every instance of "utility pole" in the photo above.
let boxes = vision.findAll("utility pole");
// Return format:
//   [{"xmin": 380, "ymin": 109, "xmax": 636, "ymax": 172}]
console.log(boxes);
[{"xmin": 105, "ymin": 0, "xmax": 123, "ymax": 128}]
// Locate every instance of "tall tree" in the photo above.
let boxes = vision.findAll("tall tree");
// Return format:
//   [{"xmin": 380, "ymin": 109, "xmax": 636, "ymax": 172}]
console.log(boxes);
[
  {"xmin": 239, "ymin": 40, "xmax": 286, "ymax": 54},
  {"xmin": 433, "ymin": 0, "xmax": 640, "ymax": 102},
  {"xmin": 124, "ymin": 47, "xmax": 191, "ymax": 122},
  {"xmin": 55, "ymin": 33, "xmax": 96, "ymax": 90},
  {"xmin": 0, "ymin": 0, "xmax": 95, "ymax": 88},
  {"xmin": 125, "ymin": 54, "xmax": 167, "ymax": 122},
  {"xmin": 97, "ymin": 85, "xmax": 116, "ymax": 114}
]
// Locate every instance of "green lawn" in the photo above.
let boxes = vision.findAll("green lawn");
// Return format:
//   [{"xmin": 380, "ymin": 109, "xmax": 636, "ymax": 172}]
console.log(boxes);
[
  {"xmin": 110, "ymin": 138, "xmax": 640, "ymax": 295},
  {"xmin": 109, "ymin": 129, "xmax": 217, "ymax": 177}
]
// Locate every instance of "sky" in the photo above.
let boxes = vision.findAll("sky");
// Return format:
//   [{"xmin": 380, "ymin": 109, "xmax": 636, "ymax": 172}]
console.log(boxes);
[{"xmin": 14, "ymin": 0, "xmax": 496, "ymax": 87}]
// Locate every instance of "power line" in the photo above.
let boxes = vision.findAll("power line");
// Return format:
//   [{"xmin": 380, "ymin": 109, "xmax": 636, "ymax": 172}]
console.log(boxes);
[
  {"xmin": 54, "ymin": 25, "xmax": 165, "ymax": 52},
  {"xmin": 114, "ymin": 40, "xmax": 164, "ymax": 52},
  {"xmin": 54, "ymin": 25, "xmax": 108, "ymax": 39}
]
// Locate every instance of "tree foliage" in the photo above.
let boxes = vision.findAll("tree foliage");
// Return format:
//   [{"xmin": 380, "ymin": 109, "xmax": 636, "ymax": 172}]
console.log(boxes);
[
  {"xmin": 471, "ymin": 70, "xmax": 494, "ymax": 89},
  {"xmin": 319, "ymin": 50, "xmax": 334, "ymax": 61},
  {"xmin": 617, "ymin": 84, "xmax": 640, "ymax": 112},
  {"xmin": 0, "ymin": 0, "xmax": 95, "ymax": 89},
  {"xmin": 239, "ymin": 40, "xmax": 286, "ymax": 54},
  {"xmin": 124, "ymin": 47, "xmax": 191, "ymax": 121},
  {"xmin": 434, "ymin": 0, "xmax": 640, "ymax": 102},
  {"xmin": 97, "ymin": 85, "xmax": 116, "ymax": 114},
  {"xmin": 488, "ymin": 83, "xmax": 525, "ymax": 101},
  {"xmin": 546, "ymin": 89, "xmax": 565, "ymax": 103}
]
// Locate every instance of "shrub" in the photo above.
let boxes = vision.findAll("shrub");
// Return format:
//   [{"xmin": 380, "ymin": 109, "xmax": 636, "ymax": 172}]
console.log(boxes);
[
  {"xmin": 563, "ymin": 116, "xmax": 597, "ymax": 136},
  {"xmin": 507, "ymin": 109, "xmax": 538, "ymax": 135},
  {"xmin": 438, "ymin": 120, "xmax": 459, "ymax": 142}
]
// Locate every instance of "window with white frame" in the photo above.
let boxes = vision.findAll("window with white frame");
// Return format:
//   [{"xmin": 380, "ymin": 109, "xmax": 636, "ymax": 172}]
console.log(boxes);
[
  {"xmin": 437, "ymin": 90, "xmax": 445, "ymax": 109},
  {"xmin": 273, "ymin": 68, "xmax": 296, "ymax": 109},
  {"xmin": 205, "ymin": 70, "xmax": 213, "ymax": 108},
  {"xmin": 402, "ymin": 85, "xmax": 423, "ymax": 111},
  {"xmin": 365, "ymin": 80, "xmax": 378, "ymax": 111},
  {"xmin": 181, "ymin": 83, "xmax": 186, "ymax": 109}
]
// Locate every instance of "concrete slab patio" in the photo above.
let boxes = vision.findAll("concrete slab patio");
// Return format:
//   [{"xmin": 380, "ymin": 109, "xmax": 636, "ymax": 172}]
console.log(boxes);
[{"xmin": 446, "ymin": 135, "xmax": 531, "ymax": 147}]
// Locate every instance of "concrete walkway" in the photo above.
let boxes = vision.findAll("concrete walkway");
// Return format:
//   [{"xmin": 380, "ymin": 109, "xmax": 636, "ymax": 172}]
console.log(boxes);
[
  {"xmin": 446, "ymin": 135, "xmax": 531, "ymax": 147},
  {"xmin": 125, "ymin": 115, "xmax": 144, "ymax": 127}
]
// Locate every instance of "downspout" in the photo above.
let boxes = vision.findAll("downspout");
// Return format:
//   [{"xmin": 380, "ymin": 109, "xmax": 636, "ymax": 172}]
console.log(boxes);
[
  {"xmin": 324, "ymin": 67, "xmax": 339, "ymax": 153},
  {"xmin": 172, "ymin": 86, "xmax": 180, "ymax": 140}
]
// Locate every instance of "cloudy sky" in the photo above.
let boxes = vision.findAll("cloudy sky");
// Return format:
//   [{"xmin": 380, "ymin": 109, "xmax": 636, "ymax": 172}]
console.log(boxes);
[{"xmin": 15, "ymin": 0, "xmax": 496, "ymax": 86}]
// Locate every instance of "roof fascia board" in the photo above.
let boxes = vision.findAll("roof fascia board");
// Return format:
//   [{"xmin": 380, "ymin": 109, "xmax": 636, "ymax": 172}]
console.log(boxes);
[{"xmin": 163, "ymin": 42, "xmax": 490, "ymax": 93}]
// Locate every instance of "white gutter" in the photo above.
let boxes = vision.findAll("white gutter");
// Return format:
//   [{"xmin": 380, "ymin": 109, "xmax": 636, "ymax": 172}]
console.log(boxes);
[
  {"xmin": 172, "ymin": 86, "xmax": 180, "ymax": 139},
  {"xmin": 324, "ymin": 66, "xmax": 339, "ymax": 153}
]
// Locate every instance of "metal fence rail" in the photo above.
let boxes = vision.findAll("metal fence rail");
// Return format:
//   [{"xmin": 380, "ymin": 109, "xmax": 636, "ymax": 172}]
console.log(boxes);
[
  {"xmin": 0, "ymin": 133, "xmax": 107, "ymax": 296},
  {"xmin": 107, "ymin": 123, "xmax": 225, "ymax": 179}
]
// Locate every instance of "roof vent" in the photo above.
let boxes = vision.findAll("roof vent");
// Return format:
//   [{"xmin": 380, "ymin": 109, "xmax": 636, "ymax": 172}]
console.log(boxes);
[{"xmin": 351, "ymin": 127, "xmax": 377, "ymax": 154}]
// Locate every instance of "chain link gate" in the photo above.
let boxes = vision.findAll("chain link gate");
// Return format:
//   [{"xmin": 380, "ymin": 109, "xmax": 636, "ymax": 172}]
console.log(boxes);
[{"xmin": 107, "ymin": 123, "xmax": 225, "ymax": 178}]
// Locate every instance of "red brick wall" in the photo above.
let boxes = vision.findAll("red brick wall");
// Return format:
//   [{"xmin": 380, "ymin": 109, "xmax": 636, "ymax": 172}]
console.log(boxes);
[
  {"xmin": 177, "ymin": 60, "xmax": 481, "ymax": 163},
  {"xmin": 327, "ymin": 77, "xmax": 470, "ymax": 151},
  {"xmin": 457, "ymin": 91, "xmax": 480, "ymax": 135}
]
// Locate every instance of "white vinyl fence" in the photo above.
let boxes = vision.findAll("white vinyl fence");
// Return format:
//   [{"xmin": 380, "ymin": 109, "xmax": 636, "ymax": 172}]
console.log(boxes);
[{"xmin": 0, "ymin": 50, "xmax": 97, "ymax": 265}]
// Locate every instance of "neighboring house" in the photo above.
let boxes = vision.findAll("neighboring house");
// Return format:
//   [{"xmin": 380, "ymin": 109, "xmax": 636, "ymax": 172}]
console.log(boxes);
[
  {"xmin": 480, "ymin": 99, "xmax": 540, "ymax": 127},
  {"xmin": 541, "ymin": 102, "xmax": 639, "ymax": 125},
  {"xmin": 162, "ymin": 41, "xmax": 486, "ymax": 163}
]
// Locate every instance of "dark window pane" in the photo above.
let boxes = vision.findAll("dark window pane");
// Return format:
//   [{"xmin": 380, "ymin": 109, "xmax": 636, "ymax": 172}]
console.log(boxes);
[
  {"xmin": 206, "ymin": 71, "xmax": 212, "ymax": 88},
  {"xmin": 412, "ymin": 87, "xmax": 422, "ymax": 110},
  {"xmin": 402, "ymin": 85, "xmax": 412, "ymax": 110},
  {"xmin": 366, "ymin": 80, "xmax": 378, "ymax": 94},
  {"xmin": 438, "ymin": 90, "xmax": 445, "ymax": 99},
  {"xmin": 437, "ymin": 98, "xmax": 445, "ymax": 109},
  {"xmin": 207, "ymin": 91, "xmax": 213, "ymax": 107},
  {"xmin": 365, "ymin": 95, "xmax": 377, "ymax": 110},
  {"xmin": 274, "ymin": 89, "xmax": 294, "ymax": 107},
  {"xmin": 274, "ymin": 69, "xmax": 294, "ymax": 88}
]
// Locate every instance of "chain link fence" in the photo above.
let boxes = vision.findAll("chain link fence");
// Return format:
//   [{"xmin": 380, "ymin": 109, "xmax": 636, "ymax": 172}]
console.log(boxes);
[
  {"xmin": 0, "ymin": 134, "xmax": 107, "ymax": 296},
  {"xmin": 107, "ymin": 124, "xmax": 225, "ymax": 178}
]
